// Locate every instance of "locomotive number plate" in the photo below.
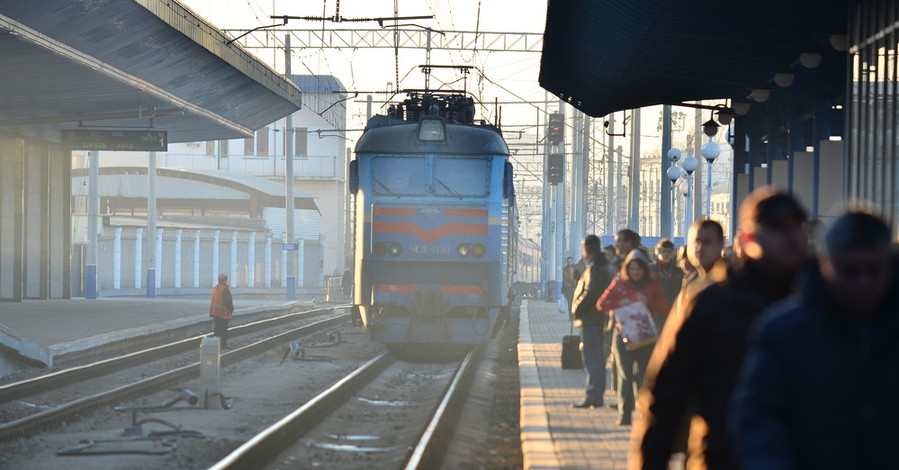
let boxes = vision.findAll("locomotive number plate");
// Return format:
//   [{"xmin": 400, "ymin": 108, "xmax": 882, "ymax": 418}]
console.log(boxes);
[{"xmin": 410, "ymin": 244, "xmax": 450, "ymax": 255}]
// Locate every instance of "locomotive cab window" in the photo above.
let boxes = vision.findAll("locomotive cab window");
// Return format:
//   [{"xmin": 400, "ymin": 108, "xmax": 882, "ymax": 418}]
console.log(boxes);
[
  {"xmin": 372, "ymin": 156, "xmax": 428, "ymax": 195},
  {"xmin": 433, "ymin": 157, "xmax": 490, "ymax": 198}
]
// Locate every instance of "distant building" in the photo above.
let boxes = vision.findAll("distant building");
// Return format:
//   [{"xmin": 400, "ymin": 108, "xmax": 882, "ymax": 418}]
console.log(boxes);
[
  {"xmin": 86, "ymin": 75, "xmax": 350, "ymax": 292},
  {"xmin": 69, "ymin": 166, "xmax": 320, "ymax": 295}
]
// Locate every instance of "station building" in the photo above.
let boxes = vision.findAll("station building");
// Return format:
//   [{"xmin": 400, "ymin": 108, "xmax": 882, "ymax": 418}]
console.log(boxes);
[
  {"xmin": 85, "ymin": 75, "xmax": 350, "ymax": 295},
  {"xmin": 0, "ymin": 0, "xmax": 303, "ymax": 300}
]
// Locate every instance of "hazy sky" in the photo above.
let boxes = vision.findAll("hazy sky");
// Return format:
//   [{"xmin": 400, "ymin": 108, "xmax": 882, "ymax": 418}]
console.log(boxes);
[{"xmin": 181, "ymin": 0, "xmax": 551, "ymax": 129}]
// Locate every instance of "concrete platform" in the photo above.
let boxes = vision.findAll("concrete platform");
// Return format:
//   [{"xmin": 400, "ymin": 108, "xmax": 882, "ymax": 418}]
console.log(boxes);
[
  {"xmin": 0, "ymin": 295, "xmax": 315, "ymax": 371},
  {"xmin": 519, "ymin": 300, "xmax": 629, "ymax": 469}
]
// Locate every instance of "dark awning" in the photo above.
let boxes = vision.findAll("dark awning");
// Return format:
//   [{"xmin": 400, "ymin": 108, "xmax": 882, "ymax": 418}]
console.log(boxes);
[
  {"xmin": 0, "ymin": 0, "xmax": 303, "ymax": 143},
  {"xmin": 539, "ymin": 0, "xmax": 848, "ymax": 117}
]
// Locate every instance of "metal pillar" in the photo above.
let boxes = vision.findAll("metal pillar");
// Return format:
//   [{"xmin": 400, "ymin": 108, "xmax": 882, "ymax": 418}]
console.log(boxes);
[
  {"xmin": 147, "ymin": 151, "xmax": 157, "ymax": 298},
  {"xmin": 606, "ymin": 114, "xmax": 616, "ymax": 236},
  {"xmin": 85, "ymin": 150, "xmax": 98, "ymax": 299},
  {"xmin": 285, "ymin": 34, "xmax": 296, "ymax": 301},
  {"xmin": 693, "ymin": 107, "xmax": 703, "ymax": 219},
  {"xmin": 661, "ymin": 106, "xmax": 673, "ymax": 238},
  {"xmin": 628, "ymin": 109, "xmax": 641, "ymax": 230},
  {"xmin": 569, "ymin": 112, "xmax": 582, "ymax": 258}
]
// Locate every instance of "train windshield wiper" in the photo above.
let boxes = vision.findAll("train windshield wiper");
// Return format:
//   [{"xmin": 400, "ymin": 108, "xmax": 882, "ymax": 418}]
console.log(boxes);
[
  {"xmin": 434, "ymin": 177, "xmax": 462, "ymax": 198},
  {"xmin": 374, "ymin": 176, "xmax": 399, "ymax": 197}
]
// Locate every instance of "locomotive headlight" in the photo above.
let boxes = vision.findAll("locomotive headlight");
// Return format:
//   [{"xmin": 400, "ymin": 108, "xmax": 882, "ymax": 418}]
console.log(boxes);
[
  {"xmin": 457, "ymin": 244, "xmax": 470, "ymax": 257},
  {"xmin": 389, "ymin": 242, "xmax": 403, "ymax": 256},
  {"xmin": 472, "ymin": 244, "xmax": 485, "ymax": 258},
  {"xmin": 373, "ymin": 242, "xmax": 387, "ymax": 256},
  {"xmin": 418, "ymin": 119, "xmax": 446, "ymax": 141}
]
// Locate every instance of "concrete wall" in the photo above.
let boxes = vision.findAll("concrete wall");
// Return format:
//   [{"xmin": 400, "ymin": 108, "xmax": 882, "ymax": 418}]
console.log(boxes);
[
  {"xmin": 792, "ymin": 151, "xmax": 814, "ymax": 214},
  {"xmin": 0, "ymin": 135, "xmax": 70, "ymax": 301},
  {"xmin": 297, "ymin": 179, "xmax": 347, "ymax": 277},
  {"xmin": 818, "ymin": 140, "xmax": 844, "ymax": 222}
]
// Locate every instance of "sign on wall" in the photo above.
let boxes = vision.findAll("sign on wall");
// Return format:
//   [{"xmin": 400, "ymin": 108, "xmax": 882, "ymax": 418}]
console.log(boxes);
[{"xmin": 61, "ymin": 130, "xmax": 168, "ymax": 151}]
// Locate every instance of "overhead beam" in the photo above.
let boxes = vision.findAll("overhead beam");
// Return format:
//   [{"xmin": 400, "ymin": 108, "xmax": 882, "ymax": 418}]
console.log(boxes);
[{"xmin": 225, "ymin": 28, "xmax": 543, "ymax": 53}]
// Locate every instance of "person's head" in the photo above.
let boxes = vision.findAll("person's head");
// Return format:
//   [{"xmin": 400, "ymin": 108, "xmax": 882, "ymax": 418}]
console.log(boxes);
[
  {"xmin": 218, "ymin": 273, "xmax": 229, "ymax": 286},
  {"xmin": 581, "ymin": 234, "xmax": 601, "ymax": 262},
  {"xmin": 615, "ymin": 229, "xmax": 641, "ymax": 257},
  {"xmin": 566, "ymin": 256, "xmax": 574, "ymax": 266},
  {"xmin": 622, "ymin": 251, "xmax": 651, "ymax": 284},
  {"xmin": 603, "ymin": 245, "xmax": 617, "ymax": 259},
  {"xmin": 736, "ymin": 187, "xmax": 808, "ymax": 274},
  {"xmin": 687, "ymin": 219, "xmax": 725, "ymax": 273},
  {"xmin": 819, "ymin": 212, "xmax": 894, "ymax": 318},
  {"xmin": 655, "ymin": 239, "xmax": 676, "ymax": 264}
]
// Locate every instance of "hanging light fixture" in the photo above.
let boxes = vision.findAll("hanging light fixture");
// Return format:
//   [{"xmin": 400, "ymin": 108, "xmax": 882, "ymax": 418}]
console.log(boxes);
[
  {"xmin": 749, "ymin": 89, "xmax": 770, "ymax": 103},
  {"xmin": 773, "ymin": 73, "xmax": 795, "ymax": 88},
  {"xmin": 732, "ymin": 102, "xmax": 751, "ymax": 115},
  {"xmin": 702, "ymin": 119, "xmax": 720, "ymax": 137},
  {"xmin": 799, "ymin": 53, "xmax": 822, "ymax": 69},
  {"xmin": 829, "ymin": 34, "xmax": 848, "ymax": 52}
]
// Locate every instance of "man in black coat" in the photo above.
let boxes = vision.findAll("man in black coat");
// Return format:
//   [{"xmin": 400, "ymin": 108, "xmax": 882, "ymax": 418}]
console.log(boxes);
[
  {"xmin": 629, "ymin": 187, "xmax": 808, "ymax": 470},
  {"xmin": 731, "ymin": 212, "xmax": 899, "ymax": 470},
  {"xmin": 570, "ymin": 234, "xmax": 612, "ymax": 408}
]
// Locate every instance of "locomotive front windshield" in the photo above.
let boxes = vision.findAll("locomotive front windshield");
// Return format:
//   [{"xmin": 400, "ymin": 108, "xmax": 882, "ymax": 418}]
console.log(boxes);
[
  {"xmin": 372, "ymin": 156, "xmax": 428, "ymax": 195},
  {"xmin": 433, "ymin": 158, "xmax": 489, "ymax": 197},
  {"xmin": 371, "ymin": 155, "xmax": 491, "ymax": 198}
]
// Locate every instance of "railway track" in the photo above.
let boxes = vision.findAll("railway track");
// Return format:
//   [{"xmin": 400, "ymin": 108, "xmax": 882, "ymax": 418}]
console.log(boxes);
[
  {"xmin": 209, "ymin": 346, "xmax": 484, "ymax": 470},
  {"xmin": 0, "ymin": 306, "xmax": 350, "ymax": 440}
]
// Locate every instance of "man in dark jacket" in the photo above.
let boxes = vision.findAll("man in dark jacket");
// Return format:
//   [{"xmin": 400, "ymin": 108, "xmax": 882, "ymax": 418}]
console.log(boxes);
[
  {"xmin": 653, "ymin": 238, "xmax": 684, "ymax": 303},
  {"xmin": 731, "ymin": 212, "xmax": 899, "ymax": 470},
  {"xmin": 629, "ymin": 187, "xmax": 808, "ymax": 470},
  {"xmin": 570, "ymin": 234, "xmax": 612, "ymax": 408}
]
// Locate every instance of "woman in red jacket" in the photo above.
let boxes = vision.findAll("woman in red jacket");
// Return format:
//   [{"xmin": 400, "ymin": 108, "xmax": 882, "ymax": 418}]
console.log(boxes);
[{"xmin": 597, "ymin": 252, "xmax": 671, "ymax": 425}]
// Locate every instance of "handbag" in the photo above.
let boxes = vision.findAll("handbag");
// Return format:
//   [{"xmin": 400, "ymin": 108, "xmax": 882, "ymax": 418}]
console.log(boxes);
[{"xmin": 612, "ymin": 301, "xmax": 658, "ymax": 351}]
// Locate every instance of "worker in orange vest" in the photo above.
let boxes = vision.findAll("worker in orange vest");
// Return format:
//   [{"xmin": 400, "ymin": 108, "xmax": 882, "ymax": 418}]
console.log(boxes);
[{"xmin": 209, "ymin": 273, "xmax": 234, "ymax": 349}]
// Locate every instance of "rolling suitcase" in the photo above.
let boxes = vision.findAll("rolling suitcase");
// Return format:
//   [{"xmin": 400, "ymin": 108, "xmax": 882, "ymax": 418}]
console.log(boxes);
[{"xmin": 561, "ymin": 324, "xmax": 583, "ymax": 370}]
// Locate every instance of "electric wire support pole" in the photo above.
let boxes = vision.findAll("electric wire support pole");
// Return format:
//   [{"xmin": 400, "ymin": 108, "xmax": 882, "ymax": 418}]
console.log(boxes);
[
  {"xmin": 284, "ymin": 34, "xmax": 297, "ymax": 301},
  {"xmin": 86, "ymin": 150, "xmax": 99, "ymax": 299},
  {"xmin": 661, "ymin": 105, "xmax": 673, "ymax": 239},
  {"xmin": 147, "ymin": 150, "xmax": 157, "ymax": 298}
]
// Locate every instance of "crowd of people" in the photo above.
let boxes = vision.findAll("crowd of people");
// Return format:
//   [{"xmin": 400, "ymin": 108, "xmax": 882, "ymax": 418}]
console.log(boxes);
[{"xmin": 564, "ymin": 186, "xmax": 899, "ymax": 470}]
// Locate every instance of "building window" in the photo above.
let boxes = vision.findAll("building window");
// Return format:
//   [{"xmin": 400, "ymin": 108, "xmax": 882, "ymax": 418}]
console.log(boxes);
[
  {"xmin": 205, "ymin": 141, "xmax": 215, "ymax": 156},
  {"xmin": 294, "ymin": 127, "xmax": 307, "ymax": 157},
  {"xmin": 218, "ymin": 140, "xmax": 229, "ymax": 157},
  {"xmin": 244, "ymin": 138, "xmax": 254, "ymax": 156},
  {"xmin": 257, "ymin": 128, "xmax": 269, "ymax": 156}
]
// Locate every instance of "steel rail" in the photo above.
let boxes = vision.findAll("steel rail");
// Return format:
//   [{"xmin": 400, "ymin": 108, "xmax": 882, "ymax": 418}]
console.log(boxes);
[
  {"xmin": 0, "ymin": 306, "xmax": 343, "ymax": 404},
  {"xmin": 207, "ymin": 352, "xmax": 394, "ymax": 470},
  {"xmin": 209, "ymin": 347, "xmax": 483, "ymax": 470},
  {"xmin": 403, "ymin": 347, "xmax": 483, "ymax": 469},
  {"xmin": 0, "ymin": 313, "xmax": 349, "ymax": 440}
]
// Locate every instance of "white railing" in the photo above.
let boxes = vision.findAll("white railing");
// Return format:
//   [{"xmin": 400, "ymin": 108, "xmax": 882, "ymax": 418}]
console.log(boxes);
[{"xmin": 161, "ymin": 154, "xmax": 341, "ymax": 179}]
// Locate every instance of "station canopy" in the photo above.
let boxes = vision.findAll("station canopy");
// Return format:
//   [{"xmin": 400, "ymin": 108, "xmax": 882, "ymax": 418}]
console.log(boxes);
[
  {"xmin": 539, "ymin": 0, "xmax": 848, "ymax": 117},
  {"xmin": 0, "ymin": 0, "xmax": 302, "ymax": 143}
]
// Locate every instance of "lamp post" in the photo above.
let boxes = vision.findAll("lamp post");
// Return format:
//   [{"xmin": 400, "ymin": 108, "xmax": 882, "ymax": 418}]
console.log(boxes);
[
  {"xmin": 681, "ymin": 152, "xmax": 698, "ymax": 237},
  {"xmin": 701, "ymin": 141, "xmax": 721, "ymax": 218},
  {"xmin": 701, "ymin": 116, "xmax": 722, "ymax": 219},
  {"xmin": 666, "ymin": 151, "xmax": 683, "ymax": 239}
]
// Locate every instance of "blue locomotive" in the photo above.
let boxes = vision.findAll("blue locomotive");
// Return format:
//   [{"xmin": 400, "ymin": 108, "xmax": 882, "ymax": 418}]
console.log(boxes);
[{"xmin": 349, "ymin": 92, "xmax": 516, "ymax": 353}]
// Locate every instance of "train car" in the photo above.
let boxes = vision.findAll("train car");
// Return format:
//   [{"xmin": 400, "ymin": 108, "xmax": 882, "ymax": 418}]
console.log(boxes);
[{"xmin": 349, "ymin": 92, "xmax": 516, "ymax": 354}]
